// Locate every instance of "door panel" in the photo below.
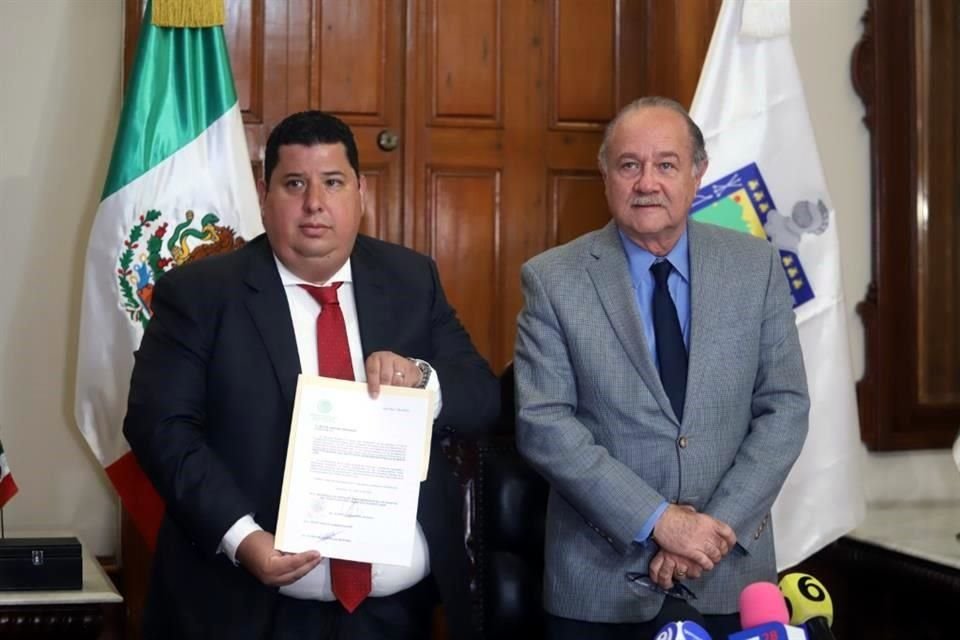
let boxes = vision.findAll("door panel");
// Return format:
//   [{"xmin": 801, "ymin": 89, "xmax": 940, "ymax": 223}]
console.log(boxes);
[
  {"xmin": 124, "ymin": 0, "xmax": 719, "ymax": 374},
  {"xmin": 430, "ymin": 170, "xmax": 501, "ymax": 361},
  {"xmin": 360, "ymin": 168, "xmax": 387, "ymax": 239},
  {"xmin": 550, "ymin": 173, "xmax": 609, "ymax": 246},
  {"xmin": 316, "ymin": 0, "xmax": 390, "ymax": 116},
  {"xmin": 224, "ymin": 0, "xmax": 262, "ymax": 119},
  {"xmin": 430, "ymin": 0, "xmax": 501, "ymax": 123},
  {"xmin": 552, "ymin": 0, "xmax": 617, "ymax": 125},
  {"xmin": 643, "ymin": 0, "xmax": 724, "ymax": 107},
  {"xmin": 411, "ymin": 0, "xmax": 513, "ymax": 366},
  {"xmin": 313, "ymin": 0, "xmax": 406, "ymax": 244}
]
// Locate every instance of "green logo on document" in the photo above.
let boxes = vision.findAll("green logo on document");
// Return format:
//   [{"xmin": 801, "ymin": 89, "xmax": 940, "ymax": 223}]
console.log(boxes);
[{"xmin": 316, "ymin": 400, "xmax": 333, "ymax": 414}]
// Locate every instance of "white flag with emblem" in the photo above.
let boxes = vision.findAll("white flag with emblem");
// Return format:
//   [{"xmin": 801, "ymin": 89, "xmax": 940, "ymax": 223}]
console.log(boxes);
[{"xmin": 690, "ymin": 0, "xmax": 866, "ymax": 569}]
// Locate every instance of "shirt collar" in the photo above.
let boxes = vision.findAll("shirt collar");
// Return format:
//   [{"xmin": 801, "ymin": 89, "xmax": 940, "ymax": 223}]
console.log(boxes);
[
  {"xmin": 617, "ymin": 226, "xmax": 690, "ymax": 287},
  {"xmin": 273, "ymin": 255, "xmax": 353, "ymax": 287}
]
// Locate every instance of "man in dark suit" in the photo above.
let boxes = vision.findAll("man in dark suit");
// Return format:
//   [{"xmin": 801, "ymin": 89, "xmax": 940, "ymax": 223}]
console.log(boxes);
[{"xmin": 124, "ymin": 111, "xmax": 499, "ymax": 639}]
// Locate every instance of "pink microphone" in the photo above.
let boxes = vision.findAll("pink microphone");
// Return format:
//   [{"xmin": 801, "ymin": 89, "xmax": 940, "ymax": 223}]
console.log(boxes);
[{"xmin": 738, "ymin": 581, "xmax": 789, "ymax": 629}]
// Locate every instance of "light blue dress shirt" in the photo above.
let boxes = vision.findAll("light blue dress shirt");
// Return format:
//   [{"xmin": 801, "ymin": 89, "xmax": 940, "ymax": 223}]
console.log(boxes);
[{"xmin": 617, "ymin": 227, "xmax": 691, "ymax": 544}]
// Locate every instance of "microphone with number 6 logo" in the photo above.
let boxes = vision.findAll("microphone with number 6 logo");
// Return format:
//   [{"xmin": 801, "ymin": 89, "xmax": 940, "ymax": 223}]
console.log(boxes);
[{"xmin": 778, "ymin": 573, "xmax": 836, "ymax": 640}]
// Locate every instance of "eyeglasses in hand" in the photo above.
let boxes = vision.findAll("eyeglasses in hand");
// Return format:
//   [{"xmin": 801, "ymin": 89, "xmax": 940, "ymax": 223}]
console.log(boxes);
[{"xmin": 625, "ymin": 572, "xmax": 697, "ymax": 601}]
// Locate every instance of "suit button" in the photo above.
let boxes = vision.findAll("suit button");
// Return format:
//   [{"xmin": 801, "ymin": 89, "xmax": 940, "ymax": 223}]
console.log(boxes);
[{"xmin": 678, "ymin": 436, "xmax": 688, "ymax": 449}]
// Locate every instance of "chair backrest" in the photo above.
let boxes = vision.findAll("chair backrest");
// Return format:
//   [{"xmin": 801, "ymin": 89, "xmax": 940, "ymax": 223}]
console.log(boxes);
[{"xmin": 473, "ymin": 363, "xmax": 549, "ymax": 638}]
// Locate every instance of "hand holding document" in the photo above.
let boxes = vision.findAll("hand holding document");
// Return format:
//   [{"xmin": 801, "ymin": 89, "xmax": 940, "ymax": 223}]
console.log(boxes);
[{"xmin": 275, "ymin": 375, "xmax": 434, "ymax": 567}]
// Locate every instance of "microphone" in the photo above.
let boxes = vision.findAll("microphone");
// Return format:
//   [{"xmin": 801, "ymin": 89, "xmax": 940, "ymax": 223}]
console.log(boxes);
[
  {"xmin": 654, "ymin": 620, "xmax": 712, "ymax": 640},
  {"xmin": 651, "ymin": 596, "xmax": 709, "ymax": 630},
  {"xmin": 727, "ymin": 622, "xmax": 805, "ymax": 640},
  {"xmin": 738, "ymin": 581, "xmax": 789, "ymax": 628},
  {"xmin": 728, "ymin": 581, "xmax": 807, "ymax": 640},
  {"xmin": 778, "ymin": 573, "xmax": 836, "ymax": 640}
]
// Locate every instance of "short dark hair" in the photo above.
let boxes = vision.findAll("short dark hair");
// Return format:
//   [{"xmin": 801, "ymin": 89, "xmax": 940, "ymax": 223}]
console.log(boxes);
[{"xmin": 263, "ymin": 111, "xmax": 360, "ymax": 187}]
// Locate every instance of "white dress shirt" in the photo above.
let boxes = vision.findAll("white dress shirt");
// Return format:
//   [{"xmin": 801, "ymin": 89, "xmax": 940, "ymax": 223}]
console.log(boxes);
[{"xmin": 220, "ymin": 255, "xmax": 442, "ymax": 600}]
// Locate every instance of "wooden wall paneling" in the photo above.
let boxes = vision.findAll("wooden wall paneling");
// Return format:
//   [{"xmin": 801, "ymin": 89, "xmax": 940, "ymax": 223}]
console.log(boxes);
[
  {"xmin": 313, "ymin": 0, "xmax": 405, "ymax": 243},
  {"xmin": 316, "ymin": 0, "xmax": 386, "ymax": 117},
  {"xmin": 224, "ymin": 0, "xmax": 262, "ymax": 122},
  {"xmin": 551, "ymin": 0, "xmax": 616, "ymax": 127},
  {"xmin": 549, "ymin": 172, "xmax": 608, "ymax": 246},
  {"xmin": 852, "ymin": 0, "xmax": 960, "ymax": 449},
  {"xmin": 430, "ymin": 0, "xmax": 501, "ymax": 124},
  {"xmin": 284, "ymin": 0, "xmax": 311, "ymax": 116},
  {"xmin": 492, "ymin": 0, "xmax": 549, "ymax": 373},
  {"xmin": 360, "ymin": 168, "xmax": 385, "ymax": 238},
  {"xmin": 640, "ymin": 0, "xmax": 722, "ymax": 107},
  {"xmin": 228, "ymin": 0, "xmax": 269, "ymax": 178},
  {"xmin": 616, "ymin": 0, "xmax": 645, "ymax": 108},
  {"xmin": 541, "ymin": 0, "xmax": 628, "ymax": 282},
  {"xmin": 429, "ymin": 170, "xmax": 501, "ymax": 361},
  {"xmin": 411, "ymin": 0, "xmax": 516, "ymax": 370},
  {"xmin": 918, "ymin": 0, "xmax": 959, "ymax": 403}
]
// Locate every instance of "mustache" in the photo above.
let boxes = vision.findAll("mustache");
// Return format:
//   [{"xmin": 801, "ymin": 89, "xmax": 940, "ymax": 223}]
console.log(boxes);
[{"xmin": 630, "ymin": 197, "xmax": 667, "ymax": 207}]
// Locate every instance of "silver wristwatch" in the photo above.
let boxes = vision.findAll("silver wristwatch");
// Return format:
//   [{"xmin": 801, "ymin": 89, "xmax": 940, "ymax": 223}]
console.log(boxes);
[{"xmin": 407, "ymin": 358, "xmax": 432, "ymax": 389}]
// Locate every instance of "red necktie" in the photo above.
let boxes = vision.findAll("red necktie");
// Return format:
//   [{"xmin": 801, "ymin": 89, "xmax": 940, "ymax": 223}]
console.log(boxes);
[{"xmin": 300, "ymin": 283, "xmax": 371, "ymax": 613}]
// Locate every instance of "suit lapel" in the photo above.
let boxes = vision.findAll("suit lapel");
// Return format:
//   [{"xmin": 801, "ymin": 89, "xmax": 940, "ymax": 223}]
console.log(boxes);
[
  {"xmin": 586, "ymin": 222, "xmax": 678, "ymax": 425},
  {"xmin": 350, "ymin": 237, "xmax": 392, "ymax": 357},
  {"xmin": 242, "ymin": 237, "xmax": 301, "ymax": 408},
  {"xmin": 685, "ymin": 220, "xmax": 723, "ymax": 421}
]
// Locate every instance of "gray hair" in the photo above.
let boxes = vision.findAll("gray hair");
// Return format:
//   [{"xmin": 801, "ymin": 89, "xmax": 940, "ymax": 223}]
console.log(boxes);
[{"xmin": 597, "ymin": 96, "xmax": 708, "ymax": 175}]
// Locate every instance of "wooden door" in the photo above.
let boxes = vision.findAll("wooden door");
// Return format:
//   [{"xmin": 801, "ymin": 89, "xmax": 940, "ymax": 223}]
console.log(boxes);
[
  {"xmin": 126, "ymin": 0, "xmax": 718, "ymax": 374},
  {"xmin": 406, "ymin": 0, "xmax": 641, "ymax": 371},
  {"xmin": 119, "ymin": 0, "xmax": 720, "ymax": 636}
]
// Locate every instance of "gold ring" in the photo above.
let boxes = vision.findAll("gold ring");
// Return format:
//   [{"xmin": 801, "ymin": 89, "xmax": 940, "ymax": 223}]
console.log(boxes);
[
  {"xmin": 676, "ymin": 570, "xmax": 686, "ymax": 578},
  {"xmin": 394, "ymin": 371, "xmax": 404, "ymax": 378}
]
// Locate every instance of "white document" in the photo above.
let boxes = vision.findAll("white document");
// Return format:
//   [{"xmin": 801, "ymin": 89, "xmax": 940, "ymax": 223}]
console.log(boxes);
[{"xmin": 275, "ymin": 375, "xmax": 434, "ymax": 566}]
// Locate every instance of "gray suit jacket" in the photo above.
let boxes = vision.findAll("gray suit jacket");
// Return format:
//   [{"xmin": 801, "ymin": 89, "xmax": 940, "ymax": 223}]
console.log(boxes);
[{"xmin": 514, "ymin": 220, "xmax": 809, "ymax": 622}]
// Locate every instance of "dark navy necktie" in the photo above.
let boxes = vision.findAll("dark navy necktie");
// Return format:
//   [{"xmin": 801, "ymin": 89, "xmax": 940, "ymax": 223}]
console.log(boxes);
[{"xmin": 650, "ymin": 260, "xmax": 687, "ymax": 421}]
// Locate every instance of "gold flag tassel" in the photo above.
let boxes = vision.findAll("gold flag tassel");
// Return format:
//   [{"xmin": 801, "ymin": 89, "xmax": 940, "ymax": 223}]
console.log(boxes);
[{"xmin": 153, "ymin": 0, "xmax": 225, "ymax": 28}]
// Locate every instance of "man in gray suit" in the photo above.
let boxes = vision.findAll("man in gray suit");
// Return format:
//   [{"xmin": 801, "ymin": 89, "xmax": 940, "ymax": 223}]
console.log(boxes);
[{"xmin": 514, "ymin": 96, "xmax": 810, "ymax": 638}]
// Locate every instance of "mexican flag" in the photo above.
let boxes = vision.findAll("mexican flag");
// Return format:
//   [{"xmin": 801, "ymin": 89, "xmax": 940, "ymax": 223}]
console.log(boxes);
[
  {"xmin": 0, "ymin": 438, "xmax": 17, "ymax": 509},
  {"xmin": 689, "ymin": 0, "xmax": 866, "ymax": 570},
  {"xmin": 74, "ymin": 0, "xmax": 262, "ymax": 548}
]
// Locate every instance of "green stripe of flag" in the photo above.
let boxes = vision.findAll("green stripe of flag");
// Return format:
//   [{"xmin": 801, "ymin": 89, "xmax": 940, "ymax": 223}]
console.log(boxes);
[{"xmin": 102, "ymin": 0, "xmax": 237, "ymax": 199}]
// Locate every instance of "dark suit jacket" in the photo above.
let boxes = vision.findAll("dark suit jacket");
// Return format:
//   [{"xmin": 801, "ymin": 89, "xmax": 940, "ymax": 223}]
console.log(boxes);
[{"xmin": 123, "ymin": 233, "xmax": 499, "ymax": 639}]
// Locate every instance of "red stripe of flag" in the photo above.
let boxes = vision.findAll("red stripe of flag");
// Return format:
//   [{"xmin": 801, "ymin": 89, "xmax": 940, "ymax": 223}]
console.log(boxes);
[{"xmin": 105, "ymin": 451, "xmax": 165, "ymax": 550}]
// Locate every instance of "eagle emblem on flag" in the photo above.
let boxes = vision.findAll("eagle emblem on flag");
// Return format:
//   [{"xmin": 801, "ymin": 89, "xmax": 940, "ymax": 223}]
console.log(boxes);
[
  {"xmin": 690, "ymin": 163, "xmax": 828, "ymax": 308},
  {"xmin": 117, "ymin": 209, "xmax": 247, "ymax": 326}
]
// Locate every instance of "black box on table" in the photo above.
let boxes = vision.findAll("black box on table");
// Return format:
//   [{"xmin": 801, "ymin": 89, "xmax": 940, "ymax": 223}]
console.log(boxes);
[{"xmin": 0, "ymin": 536, "xmax": 82, "ymax": 591}]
